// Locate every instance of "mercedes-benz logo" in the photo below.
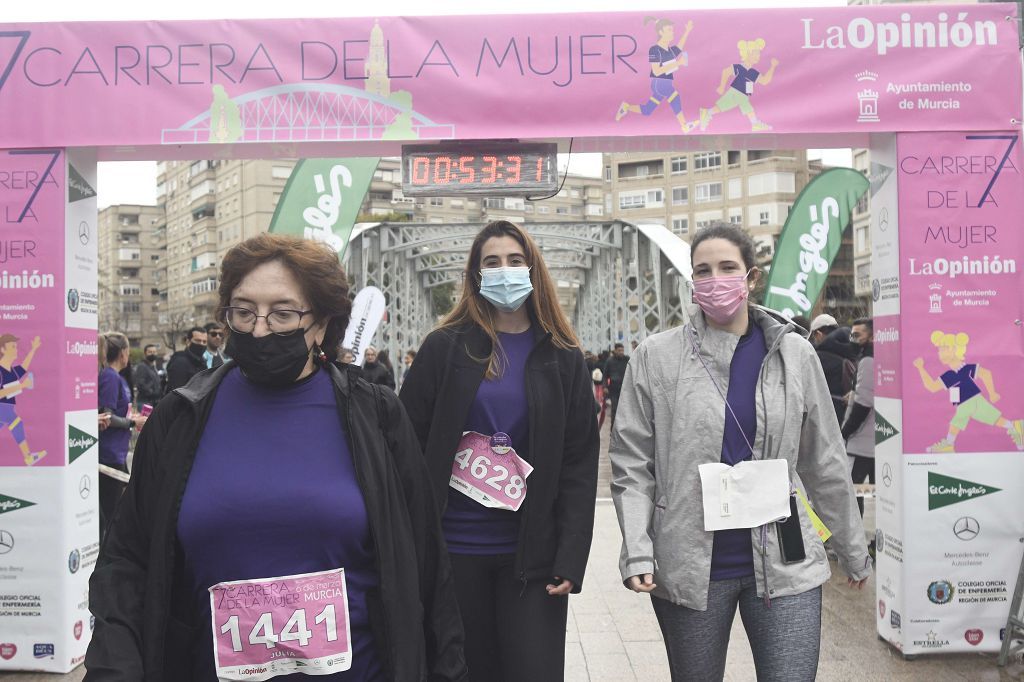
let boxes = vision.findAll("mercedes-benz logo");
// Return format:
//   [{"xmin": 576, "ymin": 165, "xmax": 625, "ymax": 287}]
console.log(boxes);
[
  {"xmin": 79, "ymin": 475, "xmax": 91, "ymax": 499},
  {"xmin": 78, "ymin": 221, "xmax": 90, "ymax": 245},
  {"xmin": 0, "ymin": 531, "xmax": 13, "ymax": 555},
  {"xmin": 882, "ymin": 463, "xmax": 893, "ymax": 488},
  {"xmin": 954, "ymin": 517, "xmax": 980, "ymax": 541}
]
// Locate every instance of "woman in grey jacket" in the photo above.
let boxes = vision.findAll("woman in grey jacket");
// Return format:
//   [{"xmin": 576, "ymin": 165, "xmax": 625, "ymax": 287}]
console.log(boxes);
[{"xmin": 610, "ymin": 223, "xmax": 871, "ymax": 681}]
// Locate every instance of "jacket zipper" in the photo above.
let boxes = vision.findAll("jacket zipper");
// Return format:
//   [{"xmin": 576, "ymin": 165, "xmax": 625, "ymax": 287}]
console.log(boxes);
[
  {"xmin": 755, "ymin": 325, "xmax": 788, "ymax": 608},
  {"xmin": 514, "ymin": 331, "xmax": 552, "ymax": 591},
  {"xmin": 342, "ymin": 384, "xmax": 396, "ymax": 678}
]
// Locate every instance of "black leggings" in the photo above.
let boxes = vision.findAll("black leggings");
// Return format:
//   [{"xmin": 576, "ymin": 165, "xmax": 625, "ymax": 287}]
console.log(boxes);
[
  {"xmin": 98, "ymin": 462, "xmax": 128, "ymax": 542},
  {"xmin": 850, "ymin": 455, "xmax": 875, "ymax": 517},
  {"xmin": 449, "ymin": 553, "xmax": 568, "ymax": 682}
]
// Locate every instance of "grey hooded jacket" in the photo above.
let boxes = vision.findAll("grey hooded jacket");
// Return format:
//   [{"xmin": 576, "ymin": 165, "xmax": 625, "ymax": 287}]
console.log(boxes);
[{"xmin": 609, "ymin": 306, "xmax": 872, "ymax": 610}]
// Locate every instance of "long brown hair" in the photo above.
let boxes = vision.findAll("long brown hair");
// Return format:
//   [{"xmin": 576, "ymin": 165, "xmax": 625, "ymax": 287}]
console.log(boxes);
[
  {"xmin": 440, "ymin": 221, "xmax": 579, "ymax": 378},
  {"xmin": 217, "ymin": 234, "xmax": 352, "ymax": 362}
]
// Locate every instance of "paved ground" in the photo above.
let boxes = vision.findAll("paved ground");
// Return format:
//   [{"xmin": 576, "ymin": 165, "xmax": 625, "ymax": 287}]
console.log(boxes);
[{"xmin": 3, "ymin": 420, "xmax": 1022, "ymax": 681}]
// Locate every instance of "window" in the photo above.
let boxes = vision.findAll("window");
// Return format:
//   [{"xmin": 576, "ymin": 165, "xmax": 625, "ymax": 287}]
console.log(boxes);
[
  {"xmin": 538, "ymin": 206, "xmax": 550, "ymax": 214},
  {"xmin": 748, "ymin": 172, "xmax": 796, "ymax": 196},
  {"xmin": 619, "ymin": 191, "xmax": 646, "ymax": 210},
  {"xmin": 693, "ymin": 152, "xmax": 722, "ymax": 171},
  {"xmin": 189, "ymin": 180, "xmax": 215, "ymax": 203},
  {"xmin": 271, "ymin": 166, "xmax": 293, "ymax": 180},
  {"xmin": 586, "ymin": 204, "xmax": 603, "ymax": 216},
  {"xmin": 429, "ymin": 197, "xmax": 444, "ymax": 207},
  {"xmin": 556, "ymin": 206, "xmax": 570, "ymax": 215},
  {"xmin": 118, "ymin": 248, "xmax": 141, "ymax": 261},
  {"xmin": 729, "ymin": 209, "xmax": 743, "ymax": 225},
  {"xmin": 695, "ymin": 182, "xmax": 722, "ymax": 203},
  {"xmin": 856, "ymin": 225, "xmax": 870, "ymax": 252},
  {"xmin": 759, "ymin": 211, "xmax": 771, "ymax": 225},
  {"xmin": 729, "ymin": 178, "xmax": 742, "ymax": 200},
  {"xmin": 191, "ymin": 278, "xmax": 218, "ymax": 296},
  {"xmin": 570, "ymin": 189, "xmax": 580, "ymax": 198},
  {"xmin": 484, "ymin": 197, "xmax": 503, "ymax": 209},
  {"xmin": 449, "ymin": 199, "xmax": 464, "ymax": 208},
  {"xmin": 671, "ymin": 186, "xmax": 689, "ymax": 206},
  {"xmin": 505, "ymin": 197, "xmax": 525, "ymax": 211},
  {"xmin": 856, "ymin": 193, "xmax": 869, "ymax": 215},
  {"xmin": 604, "ymin": 165, "xmax": 612, "ymax": 181},
  {"xmin": 696, "ymin": 210, "xmax": 723, "ymax": 231},
  {"xmin": 119, "ymin": 285, "xmax": 141, "ymax": 296},
  {"xmin": 572, "ymin": 205, "xmax": 584, "ymax": 215},
  {"xmin": 121, "ymin": 301, "xmax": 141, "ymax": 313},
  {"xmin": 672, "ymin": 216, "xmax": 689, "ymax": 234},
  {"xmin": 646, "ymin": 189, "xmax": 664, "ymax": 207},
  {"xmin": 671, "ymin": 156, "xmax": 687, "ymax": 174}
]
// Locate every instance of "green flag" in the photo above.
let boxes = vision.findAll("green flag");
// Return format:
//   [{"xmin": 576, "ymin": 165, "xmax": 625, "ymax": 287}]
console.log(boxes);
[
  {"xmin": 762, "ymin": 168, "xmax": 869, "ymax": 318},
  {"xmin": 269, "ymin": 158, "xmax": 380, "ymax": 261}
]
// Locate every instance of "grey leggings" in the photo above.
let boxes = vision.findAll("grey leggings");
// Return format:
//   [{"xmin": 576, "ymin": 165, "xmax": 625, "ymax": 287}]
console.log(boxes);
[{"xmin": 651, "ymin": 577, "xmax": 822, "ymax": 681}]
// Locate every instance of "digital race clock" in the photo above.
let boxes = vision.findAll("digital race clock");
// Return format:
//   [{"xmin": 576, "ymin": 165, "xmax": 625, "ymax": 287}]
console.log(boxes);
[{"xmin": 401, "ymin": 142, "xmax": 559, "ymax": 197}]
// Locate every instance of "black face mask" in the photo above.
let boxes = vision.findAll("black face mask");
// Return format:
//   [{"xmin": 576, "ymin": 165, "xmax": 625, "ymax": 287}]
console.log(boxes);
[
  {"xmin": 188, "ymin": 342, "xmax": 206, "ymax": 358},
  {"xmin": 145, "ymin": 355, "xmax": 158, "ymax": 363},
  {"xmin": 226, "ymin": 329, "xmax": 313, "ymax": 388}
]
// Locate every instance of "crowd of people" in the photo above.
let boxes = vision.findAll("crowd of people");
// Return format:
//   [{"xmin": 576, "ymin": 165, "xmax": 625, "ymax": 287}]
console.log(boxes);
[{"xmin": 85, "ymin": 220, "xmax": 874, "ymax": 681}]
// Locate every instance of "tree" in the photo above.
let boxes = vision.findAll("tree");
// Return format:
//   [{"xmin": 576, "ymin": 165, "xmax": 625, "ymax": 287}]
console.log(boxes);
[{"xmin": 160, "ymin": 311, "xmax": 194, "ymax": 352}]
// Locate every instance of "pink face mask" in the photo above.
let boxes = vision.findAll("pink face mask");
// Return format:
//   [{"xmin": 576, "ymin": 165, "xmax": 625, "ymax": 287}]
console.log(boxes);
[{"xmin": 692, "ymin": 272, "xmax": 750, "ymax": 325}]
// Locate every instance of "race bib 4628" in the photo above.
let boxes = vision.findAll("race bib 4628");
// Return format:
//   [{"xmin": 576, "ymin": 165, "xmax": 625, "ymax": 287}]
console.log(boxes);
[
  {"xmin": 449, "ymin": 431, "xmax": 534, "ymax": 512},
  {"xmin": 209, "ymin": 567, "xmax": 352, "ymax": 681}
]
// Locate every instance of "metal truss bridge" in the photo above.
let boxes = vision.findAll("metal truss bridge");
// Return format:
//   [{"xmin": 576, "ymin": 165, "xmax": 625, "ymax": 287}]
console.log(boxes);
[
  {"xmin": 343, "ymin": 221, "xmax": 694, "ymax": 364},
  {"xmin": 162, "ymin": 83, "xmax": 456, "ymax": 144}
]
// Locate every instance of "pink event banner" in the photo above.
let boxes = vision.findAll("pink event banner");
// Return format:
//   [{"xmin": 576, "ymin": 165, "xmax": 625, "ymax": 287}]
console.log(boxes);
[
  {"xmin": 0, "ymin": 5, "xmax": 1020, "ymax": 151},
  {"xmin": 897, "ymin": 131, "xmax": 1024, "ymax": 455},
  {"xmin": 0, "ymin": 150, "xmax": 65, "ymax": 467}
]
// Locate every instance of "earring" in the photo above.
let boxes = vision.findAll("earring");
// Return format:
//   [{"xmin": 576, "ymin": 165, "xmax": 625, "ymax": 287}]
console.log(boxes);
[{"xmin": 314, "ymin": 343, "xmax": 328, "ymax": 365}]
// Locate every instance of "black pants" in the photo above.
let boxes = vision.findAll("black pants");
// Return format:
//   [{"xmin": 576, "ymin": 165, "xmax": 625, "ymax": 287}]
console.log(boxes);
[
  {"xmin": 449, "ymin": 553, "xmax": 568, "ymax": 682},
  {"xmin": 850, "ymin": 455, "xmax": 874, "ymax": 517},
  {"xmin": 98, "ymin": 462, "xmax": 128, "ymax": 542},
  {"xmin": 607, "ymin": 386, "xmax": 622, "ymax": 426}
]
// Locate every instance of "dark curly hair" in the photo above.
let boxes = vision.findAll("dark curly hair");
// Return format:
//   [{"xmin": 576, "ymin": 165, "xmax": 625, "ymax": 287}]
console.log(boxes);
[{"xmin": 217, "ymin": 234, "xmax": 351, "ymax": 361}]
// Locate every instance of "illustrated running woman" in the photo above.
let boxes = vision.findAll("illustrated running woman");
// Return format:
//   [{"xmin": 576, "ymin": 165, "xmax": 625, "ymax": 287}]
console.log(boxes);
[
  {"xmin": 0, "ymin": 333, "xmax": 46, "ymax": 465},
  {"xmin": 616, "ymin": 17, "xmax": 696, "ymax": 132},
  {"xmin": 699, "ymin": 39, "xmax": 779, "ymax": 132},
  {"xmin": 913, "ymin": 330, "xmax": 1024, "ymax": 453}
]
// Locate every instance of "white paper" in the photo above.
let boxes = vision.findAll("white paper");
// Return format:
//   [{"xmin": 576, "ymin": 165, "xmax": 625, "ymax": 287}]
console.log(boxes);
[{"xmin": 698, "ymin": 460, "xmax": 791, "ymax": 531}]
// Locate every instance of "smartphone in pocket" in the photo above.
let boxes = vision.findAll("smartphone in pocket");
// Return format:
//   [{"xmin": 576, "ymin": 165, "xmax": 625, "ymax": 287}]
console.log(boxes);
[{"xmin": 776, "ymin": 496, "xmax": 807, "ymax": 564}]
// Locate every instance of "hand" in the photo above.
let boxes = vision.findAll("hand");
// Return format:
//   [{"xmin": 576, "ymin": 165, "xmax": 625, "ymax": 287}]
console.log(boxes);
[
  {"xmin": 770, "ymin": 58, "xmax": 780, "ymax": 68},
  {"xmin": 22, "ymin": 374, "xmax": 34, "ymax": 390},
  {"xmin": 847, "ymin": 577, "xmax": 869, "ymax": 591},
  {"xmin": 686, "ymin": 19, "xmax": 693, "ymax": 31},
  {"xmin": 716, "ymin": 85, "xmax": 725, "ymax": 96},
  {"xmin": 546, "ymin": 577, "xmax": 574, "ymax": 596},
  {"xmin": 627, "ymin": 574, "xmax": 657, "ymax": 593},
  {"xmin": 913, "ymin": 357, "xmax": 925, "ymax": 369},
  {"xmin": 131, "ymin": 414, "xmax": 148, "ymax": 430},
  {"xmin": 98, "ymin": 413, "xmax": 111, "ymax": 432},
  {"xmin": 31, "ymin": 336, "xmax": 41, "ymax": 350},
  {"xmin": 989, "ymin": 392, "xmax": 1000, "ymax": 404}
]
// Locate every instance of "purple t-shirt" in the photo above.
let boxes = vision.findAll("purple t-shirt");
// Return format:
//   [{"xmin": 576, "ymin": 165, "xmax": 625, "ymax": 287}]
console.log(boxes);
[
  {"xmin": 940, "ymin": 363, "xmax": 981, "ymax": 404},
  {"xmin": 648, "ymin": 44, "xmax": 682, "ymax": 80},
  {"xmin": 710, "ymin": 324, "xmax": 767, "ymax": 581},
  {"xmin": 177, "ymin": 368, "xmax": 383, "ymax": 681},
  {"xmin": 97, "ymin": 366, "xmax": 131, "ymax": 466},
  {"xmin": 730, "ymin": 64, "xmax": 760, "ymax": 95},
  {"xmin": 443, "ymin": 329, "xmax": 534, "ymax": 555}
]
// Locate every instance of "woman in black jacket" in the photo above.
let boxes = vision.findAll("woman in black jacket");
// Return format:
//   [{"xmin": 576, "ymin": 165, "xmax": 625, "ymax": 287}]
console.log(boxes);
[
  {"xmin": 400, "ymin": 220, "xmax": 599, "ymax": 682},
  {"xmin": 85, "ymin": 234, "xmax": 466, "ymax": 682}
]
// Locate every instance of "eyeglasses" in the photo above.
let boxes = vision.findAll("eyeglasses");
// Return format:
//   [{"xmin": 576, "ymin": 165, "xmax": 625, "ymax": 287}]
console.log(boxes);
[
  {"xmin": 208, "ymin": 330, "xmax": 223, "ymax": 337},
  {"xmin": 222, "ymin": 307, "xmax": 313, "ymax": 335}
]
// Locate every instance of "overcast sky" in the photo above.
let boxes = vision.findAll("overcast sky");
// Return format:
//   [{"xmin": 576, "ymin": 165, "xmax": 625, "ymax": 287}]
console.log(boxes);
[{"xmin": 8, "ymin": 0, "xmax": 850, "ymax": 208}]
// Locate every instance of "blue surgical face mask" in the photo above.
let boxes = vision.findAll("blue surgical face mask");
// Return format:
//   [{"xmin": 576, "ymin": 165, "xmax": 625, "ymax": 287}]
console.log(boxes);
[{"xmin": 479, "ymin": 266, "xmax": 534, "ymax": 313}]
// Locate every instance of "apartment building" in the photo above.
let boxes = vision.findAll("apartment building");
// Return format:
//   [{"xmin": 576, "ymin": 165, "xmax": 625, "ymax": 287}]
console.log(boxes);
[
  {"xmin": 604, "ymin": 150, "xmax": 817, "ymax": 261},
  {"xmin": 852, "ymin": 147, "xmax": 872, "ymax": 307},
  {"xmin": 97, "ymin": 204, "xmax": 164, "ymax": 349}
]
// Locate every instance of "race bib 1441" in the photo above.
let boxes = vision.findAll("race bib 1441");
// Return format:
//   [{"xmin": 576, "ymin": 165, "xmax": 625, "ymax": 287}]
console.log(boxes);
[
  {"xmin": 449, "ymin": 431, "xmax": 534, "ymax": 512},
  {"xmin": 209, "ymin": 567, "xmax": 352, "ymax": 681}
]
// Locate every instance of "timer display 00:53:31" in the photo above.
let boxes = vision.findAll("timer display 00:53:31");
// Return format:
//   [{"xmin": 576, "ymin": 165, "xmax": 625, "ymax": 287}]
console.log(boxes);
[{"xmin": 408, "ymin": 155, "xmax": 547, "ymax": 186}]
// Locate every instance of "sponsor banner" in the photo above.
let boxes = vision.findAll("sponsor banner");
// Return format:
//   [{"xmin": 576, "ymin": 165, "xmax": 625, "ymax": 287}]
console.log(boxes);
[
  {"xmin": 899, "ymin": 453, "xmax": 1024, "ymax": 654},
  {"xmin": 869, "ymin": 134, "xmax": 901, "ymax": 317},
  {"xmin": 0, "ymin": 5, "xmax": 1020, "ymax": 153},
  {"xmin": 897, "ymin": 131, "xmax": 1024, "ymax": 455},
  {"xmin": 342, "ymin": 287, "xmax": 387, "ymax": 366},
  {"xmin": 873, "ymin": 317, "xmax": 901, "ymax": 401},
  {"xmin": 63, "ymin": 151, "xmax": 97, "ymax": 331},
  {"xmin": 0, "ymin": 151, "xmax": 97, "ymax": 672},
  {"xmin": 763, "ymin": 168, "xmax": 869, "ymax": 318},
  {"xmin": 269, "ymin": 158, "xmax": 379, "ymax": 262},
  {"xmin": 0, "ymin": 149, "xmax": 64, "ymax": 468}
]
